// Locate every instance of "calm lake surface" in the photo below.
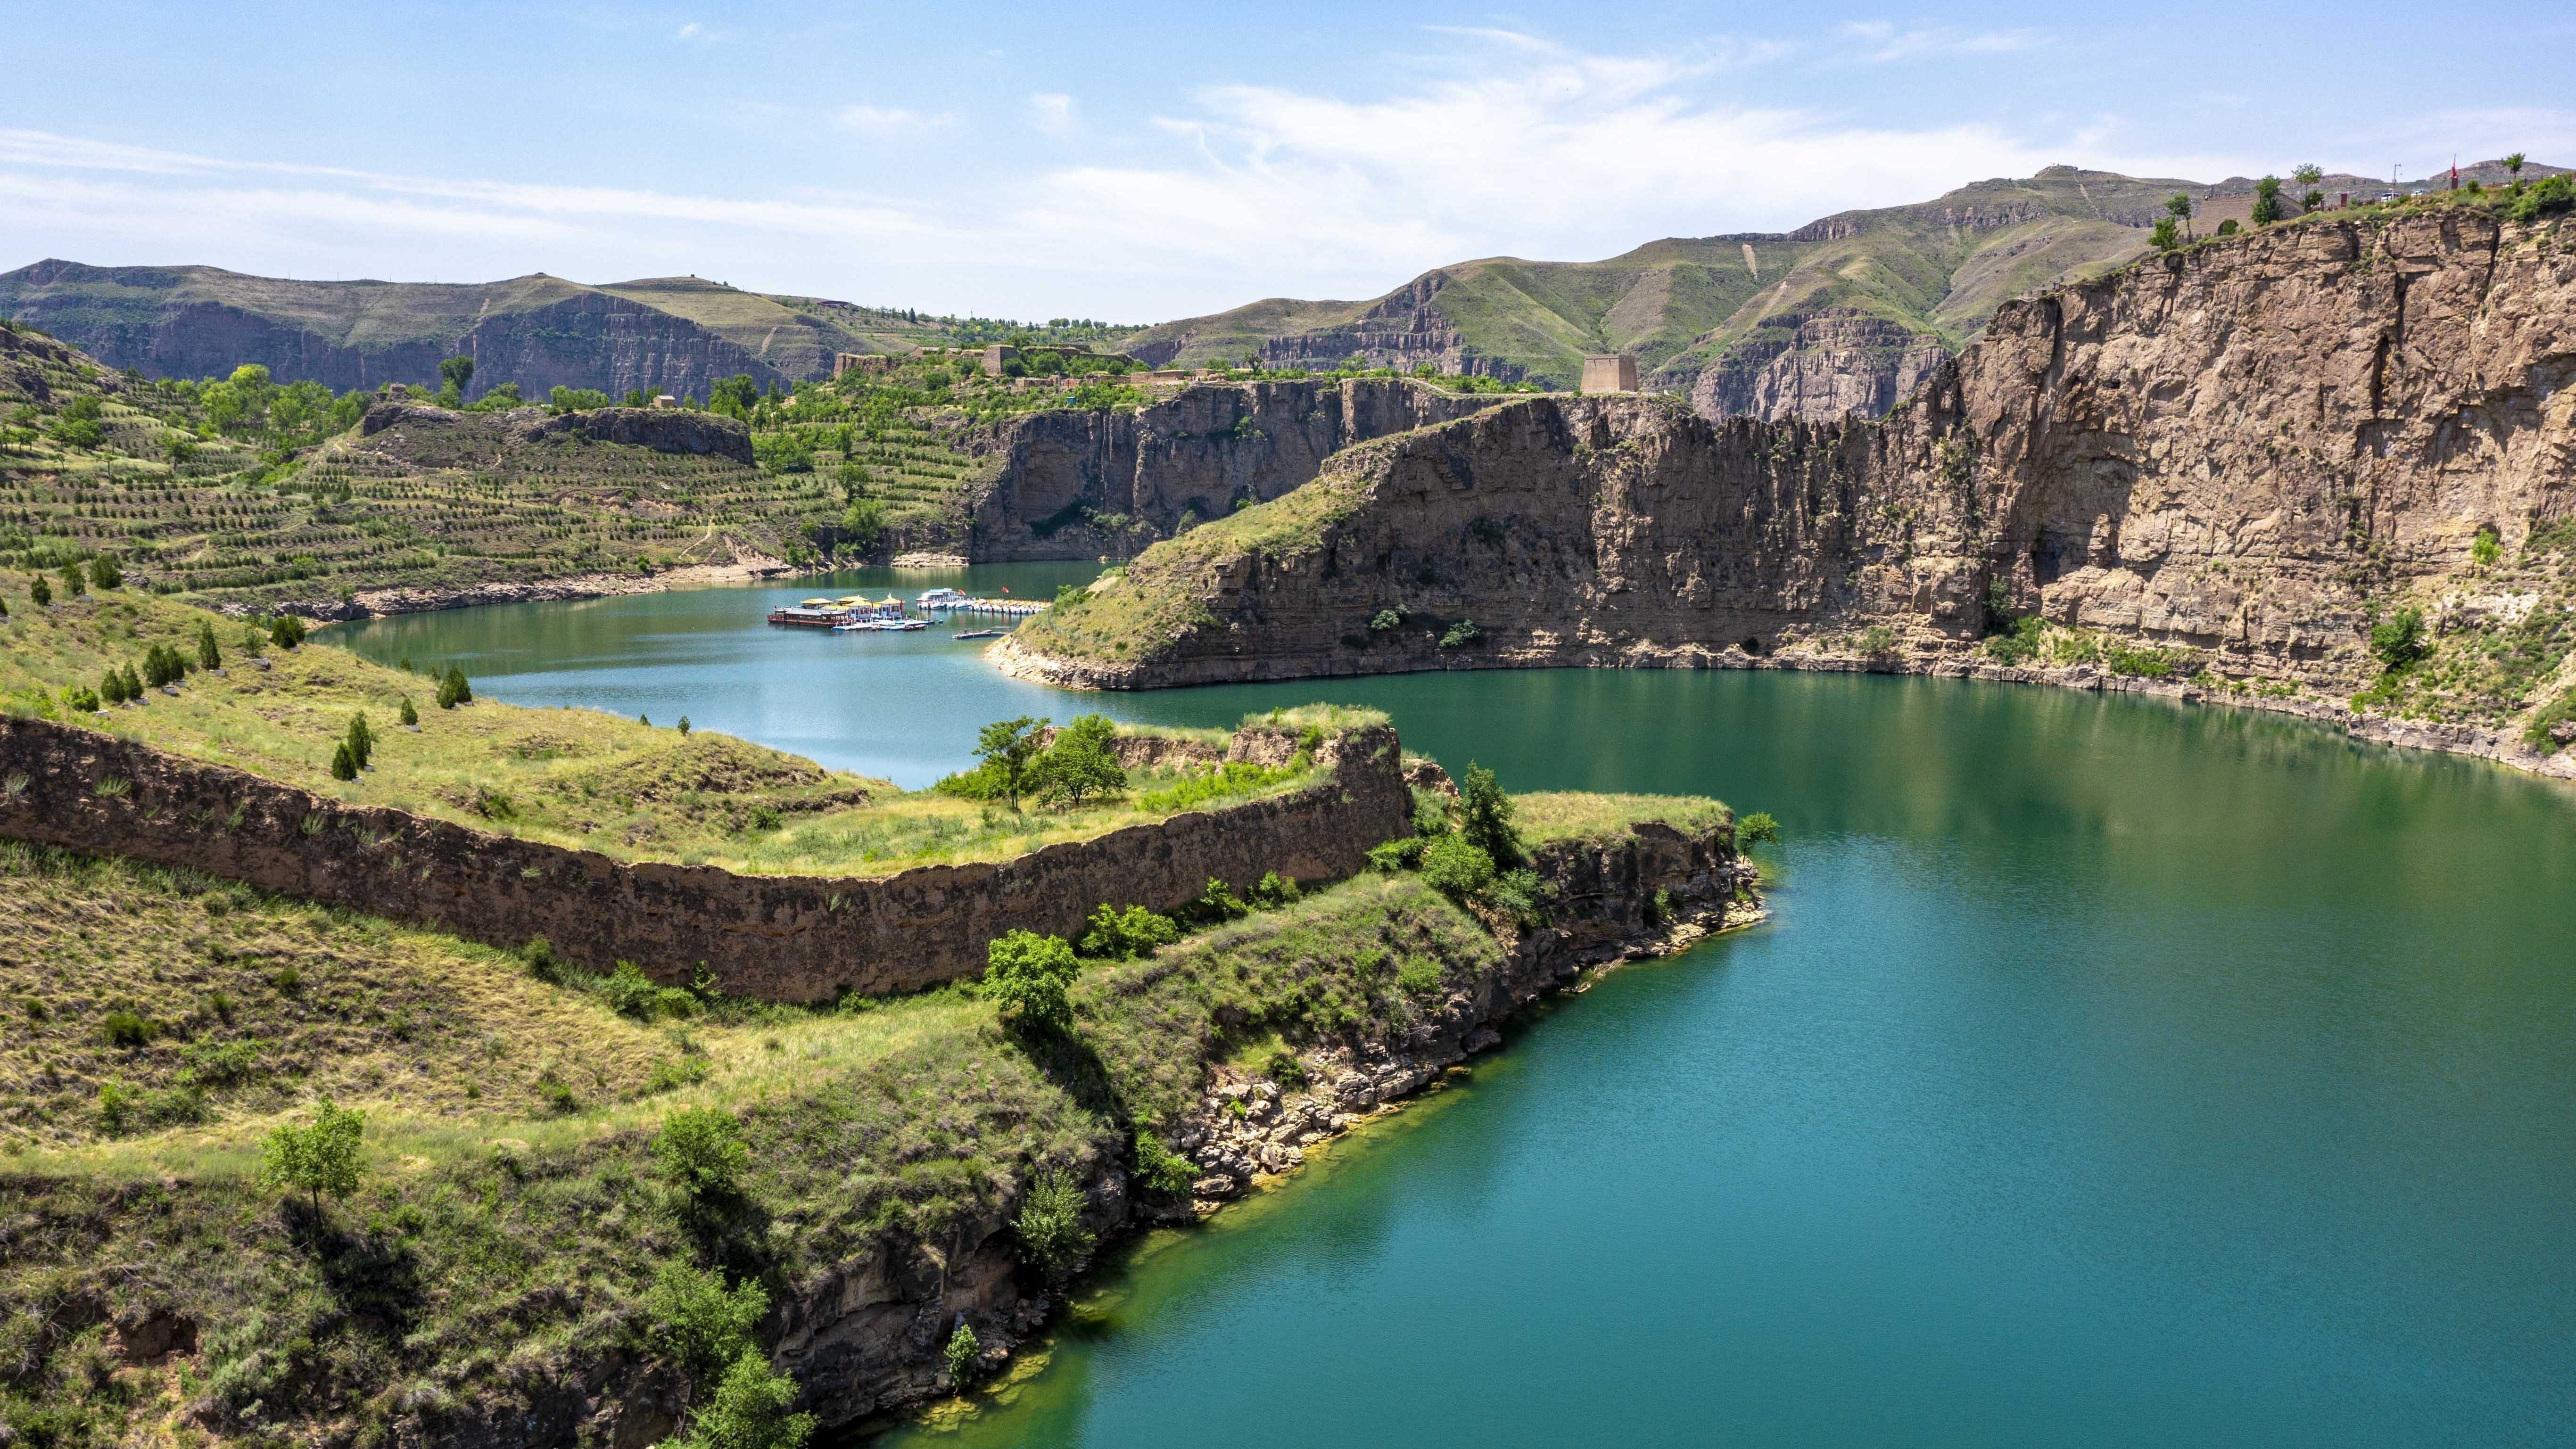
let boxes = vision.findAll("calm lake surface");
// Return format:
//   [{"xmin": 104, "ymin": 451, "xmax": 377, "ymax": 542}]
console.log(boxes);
[{"xmin": 336, "ymin": 567, "xmax": 2576, "ymax": 1447}]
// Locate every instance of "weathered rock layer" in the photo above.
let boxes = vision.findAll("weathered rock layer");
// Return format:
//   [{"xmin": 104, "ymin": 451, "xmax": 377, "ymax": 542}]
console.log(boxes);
[{"xmin": 1001, "ymin": 212, "xmax": 2576, "ymax": 756}]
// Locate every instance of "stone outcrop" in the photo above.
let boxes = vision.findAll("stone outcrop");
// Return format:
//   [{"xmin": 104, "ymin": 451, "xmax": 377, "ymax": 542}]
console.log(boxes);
[
  {"xmin": 1684, "ymin": 311, "xmax": 1953, "ymax": 422},
  {"xmin": 998, "ymin": 211, "xmax": 2576, "ymax": 764},
  {"xmin": 0, "ymin": 717, "xmax": 1409, "ymax": 1002},
  {"xmin": 955, "ymin": 378, "xmax": 1508, "ymax": 560},
  {"xmin": 357, "ymin": 401, "xmax": 757, "ymax": 464}
]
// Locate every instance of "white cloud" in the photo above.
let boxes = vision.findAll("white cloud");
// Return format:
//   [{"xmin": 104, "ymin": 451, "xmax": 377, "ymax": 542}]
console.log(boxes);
[
  {"xmin": 674, "ymin": 22, "xmax": 702, "ymax": 41},
  {"xmin": 1835, "ymin": 20, "xmax": 2050, "ymax": 64},
  {"xmin": 1028, "ymin": 93, "xmax": 1077, "ymax": 134}
]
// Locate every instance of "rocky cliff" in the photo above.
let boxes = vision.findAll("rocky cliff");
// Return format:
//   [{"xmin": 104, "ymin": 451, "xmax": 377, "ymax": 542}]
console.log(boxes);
[
  {"xmin": 1683, "ymin": 311, "xmax": 1953, "ymax": 422},
  {"xmin": 954, "ymin": 378, "xmax": 1508, "ymax": 560},
  {"xmin": 999, "ymin": 209, "xmax": 2576, "ymax": 765}
]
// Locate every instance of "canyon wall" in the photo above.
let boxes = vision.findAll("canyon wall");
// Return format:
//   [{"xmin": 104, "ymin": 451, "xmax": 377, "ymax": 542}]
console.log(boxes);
[
  {"xmin": 1000, "ymin": 211, "xmax": 2576, "ymax": 727},
  {"xmin": 1681, "ymin": 311, "xmax": 1954, "ymax": 422},
  {"xmin": 0, "ymin": 717, "xmax": 1409, "ymax": 1002},
  {"xmin": 954, "ymin": 378, "xmax": 1507, "ymax": 560}
]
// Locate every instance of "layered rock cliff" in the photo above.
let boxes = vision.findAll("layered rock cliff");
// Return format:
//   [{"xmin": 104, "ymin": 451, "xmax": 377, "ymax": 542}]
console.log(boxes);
[
  {"xmin": 999, "ymin": 210, "xmax": 2576, "ymax": 764},
  {"xmin": 953, "ymin": 378, "xmax": 1508, "ymax": 560},
  {"xmin": 1683, "ymin": 311, "xmax": 1953, "ymax": 422}
]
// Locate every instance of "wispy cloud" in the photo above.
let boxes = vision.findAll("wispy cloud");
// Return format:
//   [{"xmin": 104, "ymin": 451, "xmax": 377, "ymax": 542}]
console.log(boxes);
[
  {"xmin": 1028, "ymin": 93, "xmax": 1077, "ymax": 134},
  {"xmin": 1836, "ymin": 20, "xmax": 2050, "ymax": 64},
  {"xmin": 673, "ymin": 21, "xmax": 702, "ymax": 41}
]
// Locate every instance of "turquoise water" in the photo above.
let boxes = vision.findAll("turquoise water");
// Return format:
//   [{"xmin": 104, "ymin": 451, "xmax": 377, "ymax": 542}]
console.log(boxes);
[{"xmin": 336, "ymin": 573, "xmax": 2576, "ymax": 1447}]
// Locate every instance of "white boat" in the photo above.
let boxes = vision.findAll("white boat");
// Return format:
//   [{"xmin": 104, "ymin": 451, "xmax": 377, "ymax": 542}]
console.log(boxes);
[{"xmin": 917, "ymin": 587, "xmax": 969, "ymax": 609}]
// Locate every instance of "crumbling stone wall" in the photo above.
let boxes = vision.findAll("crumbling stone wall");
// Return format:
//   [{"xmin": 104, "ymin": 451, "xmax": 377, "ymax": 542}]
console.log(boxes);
[{"xmin": 0, "ymin": 719, "xmax": 1410, "ymax": 1002}]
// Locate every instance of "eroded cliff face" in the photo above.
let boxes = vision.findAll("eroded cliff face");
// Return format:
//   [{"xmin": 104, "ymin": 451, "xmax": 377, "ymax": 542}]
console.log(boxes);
[
  {"xmin": 1000, "ymin": 212, "xmax": 2576, "ymax": 745},
  {"xmin": 954, "ymin": 378, "xmax": 1506, "ymax": 560},
  {"xmin": 1683, "ymin": 312, "xmax": 1954, "ymax": 422}
]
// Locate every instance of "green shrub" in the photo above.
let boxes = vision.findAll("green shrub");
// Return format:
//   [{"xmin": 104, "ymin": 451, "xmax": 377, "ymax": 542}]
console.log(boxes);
[
  {"xmin": 260, "ymin": 1098, "xmax": 365, "ymax": 1212},
  {"xmin": 519, "ymin": 936, "xmax": 565, "ymax": 981},
  {"xmin": 1437, "ymin": 618, "xmax": 1481, "ymax": 649},
  {"xmin": 1857, "ymin": 625, "xmax": 1899, "ymax": 657},
  {"xmin": 1135, "ymin": 757, "xmax": 1309, "ymax": 814},
  {"xmin": 1457, "ymin": 762, "xmax": 1524, "ymax": 865},
  {"xmin": 1076, "ymin": 903, "xmax": 1178, "ymax": 960},
  {"xmin": 1419, "ymin": 833, "xmax": 1496, "ymax": 899},
  {"xmin": 88, "ymin": 554, "xmax": 123, "ymax": 591},
  {"xmin": 1263, "ymin": 1048, "xmax": 1308, "ymax": 1089},
  {"xmin": 346, "ymin": 712, "xmax": 373, "ymax": 770},
  {"xmin": 646, "ymin": 1055, "xmax": 712, "ymax": 1093},
  {"xmin": 330, "ymin": 741, "xmax": 358, "ymax": 781},
  {"xmin": 195, "ymin": 620, "xmax": 222, "ymax": 670},
  {"xmin": 185, "ymin": 1037, "xmax": 265, "ymax": 1085},
  {"xmin": 398, "ymin": 695, "xmax": 419, "ymax": 726},
  {"xmin": 1737, "ymin": 811, "xmax": 1781, "ymax": 845},
  {"xmin": 1395, "ymin": 956, "xmax": 1444, "ymax": 996},
  {"xmin": 59, "ymin": 684, "xmax": 98, "ymax": 713},
  {"xmin": 645, "ymin": 1261, "xmax": 768, "ymax": 1385},
  {"xmin": 2369, "ymin": 607, "xmax": 2429, "ymax": 671},
  {"xmin": 654, "ymin": 1108, "xmax": 749, "ymax": 1201},
  {"xmin": 1132, "ymin": 1130, "xmax": 1196, "ymax": 1195},
  {"xmin": 537, "ymin": 1073, "xmax": 581, "ymax": 1115},
  {"xmin": 436, "ymin": 664, "xmax": 472, "ymax": 708},
  {"xmin": 1184, "ymin": 876, "xmax": 1249, "ymax": 923},
  {"xmin": 1246, "ymin": 870, "xmax": 1302, "ymax": 908},
  {"xmin": 1486, "ymin": 867, "xmax": 1552, "ymax": 926},
  {"xmin": 2104, "ymin": 642, "xmax": 2185, "ymax": 678},
  {"xmin": 1367, "ymin": 608, "xmax": 1403, "ymax": 632},
  {"xmin": 267, "ymin": 616, "xmax": 306, "ymax": 649},
  {"xmin": 675, "ymin": 1347, "xmax": 814, "ymax": 1449},
  {"xmin": 944, "ymin": 1321, "xmax": 980, "ymax": 1391},
  {"xmin": 29, "ymin": 574, "xmax": 50, "ymax": 607},
  {"xmin": 604, "ymin": 961, "xmax": 698, "ymax": 1021},
  {"xmin": 1984, "ymin": 614, "xmax": 2043, "ymax": 665},
  {"xmin": 100, "ymin": 1010, "xmax": 154, "ymax": 1046},
  {"xmin": 1012, "ymin": 1169, "xmax": 1093, "ymax": 1279},
  {"xmin": 2472, "ymin": 526, "xmax": 2502, "ymax": 567},
  {"xmin": 1367, "ymin": 837, "xmax": 1425, "ymax": 872},
  {"xmin": 983, "ymin": 930, "xmax": 1080, "ymax": 1036}
]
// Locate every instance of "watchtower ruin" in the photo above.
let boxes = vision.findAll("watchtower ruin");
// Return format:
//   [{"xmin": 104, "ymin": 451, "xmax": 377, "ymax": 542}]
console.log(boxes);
[{"xmin": 1581, "ymin": 354, "xmax": 1638, "ymax": 394}]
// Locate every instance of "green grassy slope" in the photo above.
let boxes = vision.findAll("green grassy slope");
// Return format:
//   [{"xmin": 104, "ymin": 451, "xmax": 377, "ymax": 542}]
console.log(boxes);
[{"xmin": 1116, "ymin": 166, "xmax": 2199, "ymax": 390}]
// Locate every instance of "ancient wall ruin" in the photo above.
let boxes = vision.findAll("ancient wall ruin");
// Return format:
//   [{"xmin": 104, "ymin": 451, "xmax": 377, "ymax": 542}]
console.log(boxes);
[{"xmin": 0, "ymin": 719, "xmax": 1412, "ymax": 1002}]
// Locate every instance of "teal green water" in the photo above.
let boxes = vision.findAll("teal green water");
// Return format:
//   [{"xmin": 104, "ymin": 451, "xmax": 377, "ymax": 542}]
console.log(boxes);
[{"xmin": 336, "ymin": 574, "xmax": 2576, "ymax": 1447}]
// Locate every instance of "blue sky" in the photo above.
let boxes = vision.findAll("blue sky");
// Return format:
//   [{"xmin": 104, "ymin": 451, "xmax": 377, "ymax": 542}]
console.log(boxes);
[{"xmin": 3, "ymin": 2, "xmax": 2568, "ymax": 321}]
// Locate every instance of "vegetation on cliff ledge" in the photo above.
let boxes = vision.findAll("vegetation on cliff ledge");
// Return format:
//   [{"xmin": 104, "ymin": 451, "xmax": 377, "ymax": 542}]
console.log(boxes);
[{"xmin": 0, "ymin": 589, "xmax": 1344, "ymax": 873}]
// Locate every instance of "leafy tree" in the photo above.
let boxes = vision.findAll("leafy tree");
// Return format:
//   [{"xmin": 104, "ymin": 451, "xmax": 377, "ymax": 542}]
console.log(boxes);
[
  {"xmin": 548, "ymin": 385, "xmax": 611, "ymax": 413},
  {"xmin": 119, "ymin": 665, "xmax": 143, "ymax": 701},
  {"xmin": 1012, "ymin": 1169, "xmax": 1093, "ymax": 1279},
  {"xmin": 2369, "ymin": 607, "xmax": 2429, "ymax": 671},
  {"xmin": 645, "ymin": 1261, "xmax": 769, "ymax": 1385},
  {"xmin": 1036, "ymin": 713, "xmax": 1125, "ymax": 806},
  {"xmin": 399, "ymin": 695, "xmax": 419, "ymax": 726},
  {"xmin": 438, "ymin": 356, "xmax": 476, "ymax": 395},
  {"xmin": 330, "ymin": 741, "xmax": 358, "ymax": 781},
  {"xmin": 29, "ymin": 573, "xmax": 50, "ymax": 607},
  {"xmin": 59, "ymin": 562, "xmax": 86, "ymax": 599},
  {"xmin": 268, "ymin": 615, "xmax": 306, "ymax": 649},
  {"xmin": 971, "ymin": 716, "xmax": 1047, "ymax": 809},
  {"xmin": 1457, "ymin": 762, "xmax": 1524, "ymax": 865},
  {"xmin": 437, "ymin": 664, "xmax": 472, "ymax": 708},
  {"xmin": 983, "ymin": 930, "xmax": 1079, "ymax": 1037},
  {"xmin": 2292, "ymin": 163, "xmax": 2323, "ymax": 189},
  {"xmin": 196, "ymin": 620, "xmax": 222, "ymax": 670},
  {"xmin": 1419, "ymin": 833, "xmax": 1497, "ymax": 899},
  {"xmin": 944, "ymin": 1321, "xmax": 980, "ymax": 1391},
  {"xmin": 2150, "ymin": 216, "xmax": 2182, "ymax": 252},
  {"xmin": 710, "ymin": 374, "xmax": 762, "ymax": 419},
  {"xmin": 837, "ymin": 498, "xmax": 886, "ymax": 557},
  {"xmin": 2165, "ymin": 191, "xmax": 2193, "ymax": 238},
  {"xmin": 2504, "ymin": 152, "xmax": 2525, "ymax": 180},
  {"xmin": 675, "ymin": 1348, "xmax": 813, "ymax": 1449},
  {"xmin": 1738, "ymin": 811, "xmax": 1782, "ymax": 845},
  {"xmin": 260, "ymin": 1097, "xmax": 365, "ymax": 1213},
  {"xmin": 656, "ymin": 1108, "xmax": 750, "ymax": 1202},
  {"xmin": 346, "ymin": 712, "xmax": 373, "ymax": 770},
  {"xmin": 2251, "ymin": 175, "xmax": 2283, "ymax": 226}
]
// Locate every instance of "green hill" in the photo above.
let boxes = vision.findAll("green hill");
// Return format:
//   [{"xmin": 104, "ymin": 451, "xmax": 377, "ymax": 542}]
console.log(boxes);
[{"xmin": 1115, "ymin": 166, "xmax": 2202, "ymax": 405}]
